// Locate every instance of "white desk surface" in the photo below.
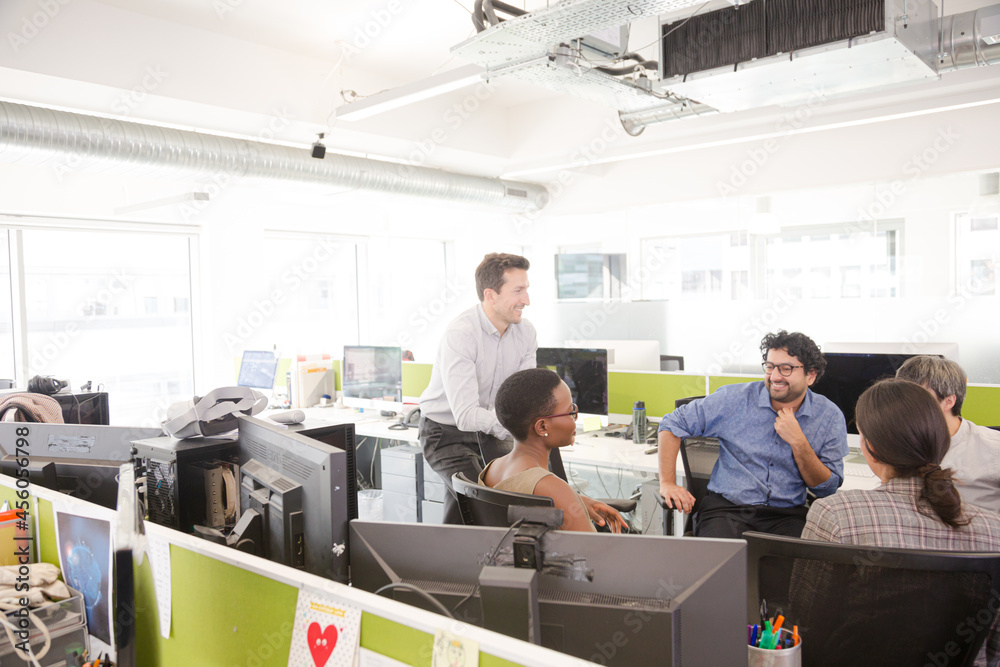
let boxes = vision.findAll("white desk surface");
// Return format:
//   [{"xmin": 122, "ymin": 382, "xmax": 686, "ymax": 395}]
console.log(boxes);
[
  {"xmin": 267, "ymin": 408, "xmax": 879, "ymax": 491},
  {"xmin": 265, "ymin": 406, "xmax": 421, "ymax": 443}
]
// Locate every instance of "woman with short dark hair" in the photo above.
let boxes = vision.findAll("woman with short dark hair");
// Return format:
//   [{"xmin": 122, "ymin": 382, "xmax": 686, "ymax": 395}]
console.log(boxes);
[{"xmin": 482, "ymin": 368, "xmax": 626, "ymax": 533}]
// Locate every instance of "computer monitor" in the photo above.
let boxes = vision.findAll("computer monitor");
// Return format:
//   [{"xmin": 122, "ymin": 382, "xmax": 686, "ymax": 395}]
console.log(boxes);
[
  {"xmin": 0, "ymin": 423, "xmax": 164, "ymax": 509},
  {"xmin": 811, "ymin": 352, "xmax": 941, "ymax": 435},
  {"xmin": 565, "ymin": 339, "xmax": 661, "ymax": 372},
  {"xmin": 342, "ymin": 346, "xmax": 403, "ymax": 412},
  {"xmin": 350, "ymin": 521, "xmax": 747, "ymax": 665},
  {"xmin": 536, "ymin": 347, "xmax": 608, "ymax": 419},
  {"xmin": 237, "ymin": 350, "xmax": 280, "ymax": 390},
  {"xmin": 49, "ymin": 391, "xmax": 110, "ymax": 425},
  {"xmin": 236, "ymin": 416, "xmax": 357, "ymax": 583},
  {"xmin": 823, "ymin": 341, "xmax": 959, "ymax": 361}
]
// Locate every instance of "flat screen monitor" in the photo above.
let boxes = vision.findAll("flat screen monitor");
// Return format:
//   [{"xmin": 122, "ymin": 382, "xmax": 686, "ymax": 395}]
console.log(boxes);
[
  {"xmin": 342, "ymin": 346, "xmax": 402, "ymax": 411},
  {"xmin": 536, "ymin": 347, "xmax": 608, "ymax": 418},
  {"xmin": 51, "ymin": 391, "xmax": 110, "ymax": 425},
  {"xmin": 0, "ymin": 423, "xmax": 164, "ymax": 509},
  {"xmin": 565, "ymin": 339, "xmax": 661, "ymax": 372},
  {"xmin": 811, "ymin": 352, "xmax": 941, "ymax": 435},
  {"xmin": 237, "ymin": 350, "xmax": 280, "ymax": 390},
  {"xmin": 236, "ymin": 416, "xmax": 357, "ymax": 583},
  {"xmin": 350, "ymin": 521, "xmax": 747, "ymax": 665}
]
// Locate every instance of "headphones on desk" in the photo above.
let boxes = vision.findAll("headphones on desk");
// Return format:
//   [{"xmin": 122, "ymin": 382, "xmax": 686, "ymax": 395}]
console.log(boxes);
[{"xmin": 28, "ymin": 375, "xmax": 69, "ymax": 395}]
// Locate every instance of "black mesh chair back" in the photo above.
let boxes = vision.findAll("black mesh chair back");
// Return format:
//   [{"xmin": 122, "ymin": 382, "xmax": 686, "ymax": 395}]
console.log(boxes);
[
  {"xmin": 745, "ymin": 531, "xmax": 1000, "ymax": 667},
  {"xmin": 679, "ymin": 436, "xmax": 720, "ymax": 534},
  {"xmin": 452, "ymin": 472, "xmax": 553, "ymax": 527},
  {"xmin": 674, "ymin": 395, "xmax": 704, "ymax": 409}
]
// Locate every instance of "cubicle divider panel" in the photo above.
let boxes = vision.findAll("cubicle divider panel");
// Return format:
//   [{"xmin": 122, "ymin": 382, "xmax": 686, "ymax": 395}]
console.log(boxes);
[
  {"xmin": 402, "ymin": 362, "xmax": 433, "ymax": 398},
  {"xmin": 608, "ymin": 372, "xmax": 706, "ymax": 417},
  {"xmin": 361, "ymin": 613, "xmax": 523, "ymax": 667},
  {"xmin": 964, "ymin": 385, "xmax": 1000, "ymax": 427},
  {"xmin": 136, "ymin": 544, "xmax": 299, "ymax": 666},
  {"xmin": 708, "ymin": 374, "xmax": 759, "ymax": 393}
]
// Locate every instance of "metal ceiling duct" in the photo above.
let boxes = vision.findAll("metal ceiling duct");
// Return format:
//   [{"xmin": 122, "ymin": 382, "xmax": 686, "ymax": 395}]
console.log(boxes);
[{"xmin": 0, "ymin": 101, "xmax": 548, "ymax": 212}]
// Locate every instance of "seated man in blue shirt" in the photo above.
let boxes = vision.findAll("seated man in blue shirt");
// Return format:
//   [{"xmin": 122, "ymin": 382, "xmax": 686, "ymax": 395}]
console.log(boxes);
[{"xmin": 657, "ymin": 330, "xmax": 848, "ymax": 539}]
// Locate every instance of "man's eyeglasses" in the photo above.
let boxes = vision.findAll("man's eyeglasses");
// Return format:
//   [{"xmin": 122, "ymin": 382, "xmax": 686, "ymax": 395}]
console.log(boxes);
[
  {"xmin": 538, "ymin": 403, "xmax": 579, "ymax": 421},
  {"xmin": 762, "ymin": 362, "xmax": 804, "ymax": 377}
]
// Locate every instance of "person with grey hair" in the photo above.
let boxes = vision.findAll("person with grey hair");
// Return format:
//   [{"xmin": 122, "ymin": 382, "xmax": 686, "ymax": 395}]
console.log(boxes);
[{"xmin": 896, "ymin": 355, "xmax": 1000, "ymax": 514}]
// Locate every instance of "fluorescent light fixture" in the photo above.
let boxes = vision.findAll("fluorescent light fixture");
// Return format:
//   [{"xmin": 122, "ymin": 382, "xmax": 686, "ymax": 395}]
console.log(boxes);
[{"xmin": 336, "ymin": 65, "xmax": 486, "ymax": 121}]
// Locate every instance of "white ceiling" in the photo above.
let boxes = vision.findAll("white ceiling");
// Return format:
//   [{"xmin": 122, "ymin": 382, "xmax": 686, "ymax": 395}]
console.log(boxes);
[{"xmin": 1, "ymin": 0, "xmax": 999, "ymax": 205}]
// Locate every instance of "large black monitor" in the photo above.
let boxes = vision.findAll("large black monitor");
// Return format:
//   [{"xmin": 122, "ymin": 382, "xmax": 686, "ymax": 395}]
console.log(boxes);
[
  {"xmin": 342, "ymin": 346, "xmax": 403, "ymax": 412},
  {"xmin": 811, "ymin": 352, "xmax": 939, "ymax": 434},
  {"xmin": 237, "ymin": 350, "xmax": 280, "ymax": 390},
  {"xmin": 51, "ymin": 391, "xmax": 110, "ymax": 425},
  {"xmin": 536, "ymin": 347, "xmax": 608, "ymax": 417},
  {"xmin": 236, "ymin": 416, "xmax": 357, "ymax": 583},
  {"xmin": 350, "ymin": 521, "xmax": 746, "ymax": 665}
]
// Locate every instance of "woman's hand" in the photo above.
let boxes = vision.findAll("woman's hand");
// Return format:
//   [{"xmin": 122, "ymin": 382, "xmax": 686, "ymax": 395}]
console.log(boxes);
[{"xmin": 580, "ymin": 495, "xmax": 628, "ymax": 534}]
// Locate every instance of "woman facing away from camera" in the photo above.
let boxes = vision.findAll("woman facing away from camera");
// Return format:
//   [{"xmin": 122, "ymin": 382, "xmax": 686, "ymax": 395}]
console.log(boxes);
[
  {"xmin": 479, "ymin": 368, "xmax": 627, "ymax": 533},
  {"xmin": 800, "ymin": 378, "xmax": 1000, "ymax": 666}
]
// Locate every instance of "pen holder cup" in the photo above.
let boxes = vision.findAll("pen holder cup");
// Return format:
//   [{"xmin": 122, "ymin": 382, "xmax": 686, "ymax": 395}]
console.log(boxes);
[{"xmin": 748, "ymin": 628, "xmax": 800, "ymax": 667}]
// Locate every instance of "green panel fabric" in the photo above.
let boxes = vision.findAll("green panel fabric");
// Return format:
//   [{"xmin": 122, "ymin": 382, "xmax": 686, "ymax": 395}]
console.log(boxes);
[
  {"xmin": 136, "ymin": 545, "xmax": 298, "ymax": 666},
  {"xmin": 964, "ymin": 386, "xmax": 1000, "ymax": 426},
  {"xmin": 360, "ymin": 612, "xmax": 524, "ymax": 667},
  {"xmin": 403, "ymin": 363, "xmax": 433, "ymax": 398},
  {"xmin": 709, "ymin": 375, "xmax": 759, "ymax": 393},
  {"xmin": 608, "ymin": 372, "xmax": 706, "ymax": 417}
]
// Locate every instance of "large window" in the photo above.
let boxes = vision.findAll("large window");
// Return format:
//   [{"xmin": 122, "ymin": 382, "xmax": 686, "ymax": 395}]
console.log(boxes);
[
  {"xmin": 640, "ymin": 221, "xmax": 902, "ymax": 301},
  {"xmin": 256, "ymin": 233, "xmax": 360, "ymax": 355},
  {"xmin": 14, "ymin": 226, "xmax": 196, "ymax": 426},
  {"xmin": 555, "ymin": 252, "xmax": 627, "ymax": 300},
  {"xmin": 0, "ymin": 233, "xmax": 14, "ymax": 381},
  {"xmin": 955, "ymin": 213, "xmax": 998, "ymax": 296}
]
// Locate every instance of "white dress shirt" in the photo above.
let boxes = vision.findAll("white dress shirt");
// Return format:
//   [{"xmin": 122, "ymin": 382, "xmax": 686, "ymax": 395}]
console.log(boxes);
[
  {"xmin": 419, "ymin": 304, "xmax": 537, "ymax": 440},
  {"xmin": 944, "ymin": 418, "xmax": 1000, "ymax": 515}
]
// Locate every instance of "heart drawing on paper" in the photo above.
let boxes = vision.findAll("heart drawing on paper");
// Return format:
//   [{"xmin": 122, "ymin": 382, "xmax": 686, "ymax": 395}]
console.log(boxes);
[{"xmin": 307, "ymin": 622, "xmax": 339, "ymax": 667}]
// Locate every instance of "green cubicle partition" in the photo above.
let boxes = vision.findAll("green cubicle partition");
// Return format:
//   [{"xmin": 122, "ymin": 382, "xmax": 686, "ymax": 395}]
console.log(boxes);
[
  {"xmin": 708, "ymin": 374, "xmax": 759, "ymax": 393},
  {"xmin": 607, "ymin": 372, "xmax": 706, "ymax": 417},
  {"xmin": 402, "ymin": 362, "xmax": 433, "ymax": 398},
  {"xmin": 0, "ymin": 478, "xmax": 580, "ymax": 667},
  {"xmin": 964, "ymin": 385, "xmax": 1000, "ymax": 427}
]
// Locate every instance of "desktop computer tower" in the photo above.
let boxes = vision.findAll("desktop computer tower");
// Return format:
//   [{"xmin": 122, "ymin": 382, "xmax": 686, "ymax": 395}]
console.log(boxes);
[{"xmin": 133, "ymin": 436, "xmax": 239, "ymax": 533}]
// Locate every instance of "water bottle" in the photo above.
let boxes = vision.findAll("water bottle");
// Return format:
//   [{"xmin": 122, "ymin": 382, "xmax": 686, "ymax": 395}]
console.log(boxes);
[{"xmin": 632, "ymin": 400, "xmax": 647, "ymax": 444}]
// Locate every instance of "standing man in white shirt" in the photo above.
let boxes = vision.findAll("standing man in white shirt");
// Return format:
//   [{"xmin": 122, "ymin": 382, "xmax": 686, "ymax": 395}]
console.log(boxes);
[
  {"xmin": 896, "ymin": 355, "xmax": 1000, "ymax": 514},
  {"xmin": 419, "ymin": 253, "xmax": 538, "ymax": 524}
]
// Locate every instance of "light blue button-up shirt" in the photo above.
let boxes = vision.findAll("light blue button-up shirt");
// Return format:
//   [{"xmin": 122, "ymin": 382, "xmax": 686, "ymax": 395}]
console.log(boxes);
[{"xmin": 658, "ymin": 381, "xmax": 848, "ymax": 507}]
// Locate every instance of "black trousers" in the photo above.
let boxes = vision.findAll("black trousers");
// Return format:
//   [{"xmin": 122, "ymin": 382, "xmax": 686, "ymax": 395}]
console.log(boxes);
[
  {"xmin": 694, "ymin": 492, "xmax": 808, "ymax": 540},
  {"xmin": 419, "ymin": 416, "xmax": 484, "ymax": 525}
]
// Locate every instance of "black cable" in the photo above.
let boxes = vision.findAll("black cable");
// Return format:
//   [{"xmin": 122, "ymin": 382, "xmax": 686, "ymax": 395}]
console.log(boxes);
[
  {"xmin": 375, "ymin": 583, "xmax": 455, "ymax": 619},
  {"xmin": 451, "ymin": 519, "xmax": 524, "ymax": 614}
]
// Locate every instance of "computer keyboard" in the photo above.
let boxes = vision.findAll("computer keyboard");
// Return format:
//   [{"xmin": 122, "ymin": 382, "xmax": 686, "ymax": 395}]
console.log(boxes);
[{"xmin": 844, "ymin": 461, "xmax": 876, "ymax": 478}]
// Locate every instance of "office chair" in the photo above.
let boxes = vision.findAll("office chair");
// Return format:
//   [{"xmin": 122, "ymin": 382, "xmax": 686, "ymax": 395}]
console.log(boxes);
[
  {"xmin": 744, "ymin": 531, "xmax": 1000, "ymax": 667},
  {"xmin": 654, "ymin": 435, "xmax": 720, "ymax": 536},
  {"xmin": 476, "ymin": 432, "xmax": 513, "ymax": 468},
  {"xmin": 659, "ymin": 355, "xmax": 685, "ymax": 371},
  {"xmin": 452, "ymin": 472, "xmax": 553, "ymax": 527},
  {"xmin": 548, "ymin": 448, "xmax": 637, "ymax": 515}
]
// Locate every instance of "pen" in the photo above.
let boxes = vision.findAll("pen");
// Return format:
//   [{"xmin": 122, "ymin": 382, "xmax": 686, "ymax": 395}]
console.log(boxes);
[
  {"xmin": 751, "ymin": 624, "xmax": 758, "ymax": 647},
  {"xmin": 773, "ymin": 614, "xmax": 785, "ymax": 634},
  {"xmin": 793, "ymin": 625, "xmax": 800, "ymax": 647}
]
